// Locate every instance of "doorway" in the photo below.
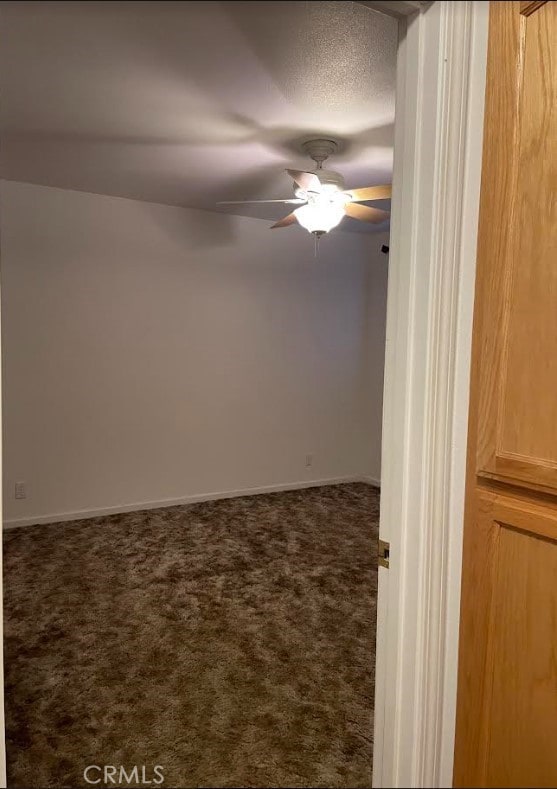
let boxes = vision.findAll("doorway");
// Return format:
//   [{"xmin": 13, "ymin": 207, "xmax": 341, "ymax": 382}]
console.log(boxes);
[{"xmin": 0, "ymin": 2, "xmax": 399, "ymax": 786}]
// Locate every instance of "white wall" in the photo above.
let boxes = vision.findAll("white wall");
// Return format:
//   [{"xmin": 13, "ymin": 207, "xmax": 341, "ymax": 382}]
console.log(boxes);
[{"xmin": 1, "ymin": 181, "xmax": 388, "ymax": 525}]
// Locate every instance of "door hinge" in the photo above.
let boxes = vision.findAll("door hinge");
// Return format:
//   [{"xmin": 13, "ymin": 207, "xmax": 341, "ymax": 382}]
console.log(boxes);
[{"xmin": 378, "ymin": 538, "xmax": 390, "ymax": 569}]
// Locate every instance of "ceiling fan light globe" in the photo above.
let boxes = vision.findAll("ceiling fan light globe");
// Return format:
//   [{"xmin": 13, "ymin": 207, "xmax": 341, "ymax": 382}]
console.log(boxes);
[{"xmin": 294, "ymin": 202, "xmax": 345, "ymax": 234}]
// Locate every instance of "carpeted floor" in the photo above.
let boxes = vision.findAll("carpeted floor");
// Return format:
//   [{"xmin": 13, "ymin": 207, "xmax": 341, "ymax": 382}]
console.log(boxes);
[{"xmin": 4, "ymin": 483, "xmax": 379, "ymax": 789}]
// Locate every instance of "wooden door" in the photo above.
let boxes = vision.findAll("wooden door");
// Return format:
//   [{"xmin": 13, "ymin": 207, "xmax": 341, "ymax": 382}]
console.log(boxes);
[{"xmin": 454, "ymin": 1, "xmax": 557, "ymax": 787}]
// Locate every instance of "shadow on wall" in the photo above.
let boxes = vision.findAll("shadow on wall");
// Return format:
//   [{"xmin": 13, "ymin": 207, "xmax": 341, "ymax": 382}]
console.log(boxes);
[{"xmin": 138, "ymin": 198, "xmax": 238, "ymax": 250}]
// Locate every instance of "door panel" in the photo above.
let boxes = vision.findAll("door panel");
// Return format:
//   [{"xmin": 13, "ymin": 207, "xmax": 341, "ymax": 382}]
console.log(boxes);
[
  {"xmin": 455, "ymin": 2, "xmax": 557, "ymax": 786},
  {"xmin": 475, "ymin": 0, "xmax": 557, "ymax": 493},
  {"xmin": 499, "ymin": 0, "xmax": 557, "ymax": 472},
  {"xmin": 456, "ymin": 488, "xmax": 557, "ymax": 787},
  {"xmin": 487, "ymin": 518, "xmax": 557, "ymax": 788}
]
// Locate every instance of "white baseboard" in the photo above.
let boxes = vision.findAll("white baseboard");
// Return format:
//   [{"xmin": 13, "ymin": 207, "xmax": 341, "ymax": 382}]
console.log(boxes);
[
  {"xmin": 3, "ymin": 474, "xmax": 380, "ymax": 529},
  {"xmin": 359, "ymin": 475, "xmax": 381, "ymax": 488}
]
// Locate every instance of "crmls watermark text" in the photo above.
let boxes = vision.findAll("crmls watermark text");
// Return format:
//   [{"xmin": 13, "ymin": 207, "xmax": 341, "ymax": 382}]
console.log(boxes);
[{"xmin": 84, "ymin": 765, "xmax": 164, "ymax": 785}]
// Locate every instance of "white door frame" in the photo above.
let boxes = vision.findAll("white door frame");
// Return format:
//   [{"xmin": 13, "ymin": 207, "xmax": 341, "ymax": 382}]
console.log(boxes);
[
  {"xmin": 372, "ymin": 2, "xmax": 489, "ymax": 786},
  {"xmin": 0, "ymin": 220, "xmax": 6, "ymax": 787}
]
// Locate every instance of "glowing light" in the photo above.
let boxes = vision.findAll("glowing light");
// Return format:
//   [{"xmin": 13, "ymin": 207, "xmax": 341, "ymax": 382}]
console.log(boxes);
[{"xmin": 294, "ymin": 192, "xmax": 349, "ymax": 235}]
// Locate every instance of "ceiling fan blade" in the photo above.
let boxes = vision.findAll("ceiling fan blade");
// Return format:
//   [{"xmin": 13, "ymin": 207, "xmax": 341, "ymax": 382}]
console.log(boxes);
[
  {"xmin": 349, "ymin": 185, "xmax": 392, "ymax": 202},
  {"xmin": 217, "ymin": 198, "xmax": 305, "ymax": 205},
  {"xmin": 271, "ymin": 212, "xmax": 299, "ymax": 229},
  {"xmin": 286, "ymin": 169, "xmax": 321, "ymax": 192},
  {"xmin": 344, "ymin": 203, "xmax": 390, "ymax": 223}
]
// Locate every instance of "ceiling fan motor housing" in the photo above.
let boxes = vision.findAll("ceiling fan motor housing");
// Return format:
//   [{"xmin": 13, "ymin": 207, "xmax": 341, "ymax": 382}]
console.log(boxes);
[
  {"xmin": 293, "ymin": 169, "xmax": 346, "ymax": 198},
  {"xmin": 312, "ymin": 168, "xmax": 346, "ymax": 192}
]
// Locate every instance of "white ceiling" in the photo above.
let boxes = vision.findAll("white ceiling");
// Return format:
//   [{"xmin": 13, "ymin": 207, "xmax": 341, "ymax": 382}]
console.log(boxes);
[{"xmin": 0, "ymin": 1, "xmax": 397, "ymax": 232}]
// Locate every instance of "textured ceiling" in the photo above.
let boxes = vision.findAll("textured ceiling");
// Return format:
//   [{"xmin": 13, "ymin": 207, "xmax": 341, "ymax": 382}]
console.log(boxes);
[{"xmin": 0, "ymin": 1, "xmax": 397, "ymax": 232}]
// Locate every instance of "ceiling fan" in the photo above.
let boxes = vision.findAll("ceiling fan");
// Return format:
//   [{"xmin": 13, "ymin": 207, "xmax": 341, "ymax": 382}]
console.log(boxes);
[{"xmin": 217, "ymin": 138, "xmax": 391, "ymax": 237}]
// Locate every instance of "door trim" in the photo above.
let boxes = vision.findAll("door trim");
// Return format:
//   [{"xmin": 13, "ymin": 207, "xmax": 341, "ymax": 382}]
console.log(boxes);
[
  {"xmin": 0, "ymin": 173, "xmax": 6, "ymax": 788},
  {"xmin": 372, "ymin": 3, "xmax": 489, "ymax": 786}
]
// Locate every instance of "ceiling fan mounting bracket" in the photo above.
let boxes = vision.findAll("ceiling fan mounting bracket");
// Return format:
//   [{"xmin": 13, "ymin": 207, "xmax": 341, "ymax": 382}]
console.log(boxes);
[{"xmin": 302, "ymin": 138, "xmax": 339, "ymax": 168}]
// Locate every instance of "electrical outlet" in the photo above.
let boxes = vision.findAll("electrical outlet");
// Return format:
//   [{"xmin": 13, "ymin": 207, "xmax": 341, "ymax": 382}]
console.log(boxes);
[
  {"xmin": 305, "ymin": 454, "xmax": 313, "ymax": 468},
  {"xmin": 15, "ymin": 481, "xmax": 27, "ymax": 500}
]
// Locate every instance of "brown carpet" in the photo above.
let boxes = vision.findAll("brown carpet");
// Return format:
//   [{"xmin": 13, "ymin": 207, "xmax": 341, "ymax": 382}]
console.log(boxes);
[{"xmin": 4, "ymin": 483, "xmax": 379, "ymax": 789}]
